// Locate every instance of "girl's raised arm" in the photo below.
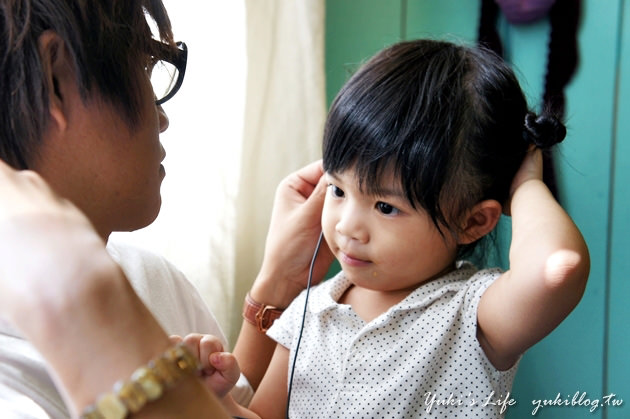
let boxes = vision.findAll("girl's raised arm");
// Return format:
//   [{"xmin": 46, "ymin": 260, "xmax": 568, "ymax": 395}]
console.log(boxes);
[{"xmin": 476, "ymin": 148, "xmax": 590, "ymax": 370}]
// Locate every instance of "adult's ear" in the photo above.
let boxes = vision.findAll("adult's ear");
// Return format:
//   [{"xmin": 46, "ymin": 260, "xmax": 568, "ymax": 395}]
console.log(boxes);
[
  {"xmin": 38, "ymin": 31, "xmax": 74, "ymax": 133},
  {"xmin": 457, "ymin": 199, "xmax": 502, "ymax": 245}
]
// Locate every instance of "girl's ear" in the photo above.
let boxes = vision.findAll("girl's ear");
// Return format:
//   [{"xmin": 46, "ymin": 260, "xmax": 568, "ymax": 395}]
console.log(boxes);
[
  {"xmin": 38, "ymin": 31, "xmax": 73, "ymax": 133},
  {"xmin": 458, "ymin": 199, "xmax": 502, "ymax": 245}
]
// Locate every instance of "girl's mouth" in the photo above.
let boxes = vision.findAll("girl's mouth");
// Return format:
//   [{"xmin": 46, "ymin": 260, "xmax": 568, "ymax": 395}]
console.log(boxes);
[{"xmin": 339, "ymin": 251, "xmax": 371, "ymax": 267}]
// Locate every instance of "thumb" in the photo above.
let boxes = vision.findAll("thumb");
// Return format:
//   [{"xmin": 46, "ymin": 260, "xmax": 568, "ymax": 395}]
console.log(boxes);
[{"xmin": 300, "ymin": 176, "xmax": 328, "ymax": 222}]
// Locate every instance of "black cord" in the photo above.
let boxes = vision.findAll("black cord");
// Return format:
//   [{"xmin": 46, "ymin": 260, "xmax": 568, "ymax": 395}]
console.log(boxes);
[{"xmin": 285, "ymin": 231, "xmax": 324, "ymax": 419}]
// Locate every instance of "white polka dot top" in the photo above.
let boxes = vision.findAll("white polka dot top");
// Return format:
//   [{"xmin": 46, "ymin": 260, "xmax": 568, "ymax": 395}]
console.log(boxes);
[{"xmin": 267, "ymin": 261, "xmax": 519, "ymax": 418}]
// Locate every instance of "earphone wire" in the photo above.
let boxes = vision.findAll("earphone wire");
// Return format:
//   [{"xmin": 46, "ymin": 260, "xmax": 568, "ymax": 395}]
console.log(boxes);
[{"xmin": 285, "ymin": 231, "xmax": 324, "ymax": 419}]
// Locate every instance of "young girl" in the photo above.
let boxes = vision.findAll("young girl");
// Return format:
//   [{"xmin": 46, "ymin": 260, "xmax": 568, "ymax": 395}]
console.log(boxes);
[{"xmin": 189, "ymin": 38, "xmax": 589, "ymax": 418}]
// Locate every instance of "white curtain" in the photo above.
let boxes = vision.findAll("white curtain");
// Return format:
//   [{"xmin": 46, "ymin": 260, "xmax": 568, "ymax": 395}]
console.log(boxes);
[
  {"xmin": 225, "ymin": 0, "xmax": 326, "ymax": 345},
  {"xmin": 113, "ymin": 0, "xmax": 326, "ymax": 348}
]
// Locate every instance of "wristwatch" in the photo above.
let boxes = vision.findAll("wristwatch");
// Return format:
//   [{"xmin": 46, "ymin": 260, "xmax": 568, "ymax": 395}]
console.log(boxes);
[{"xmin": 242, "ymin": 293, "xmax": 284, "ymax": 333}]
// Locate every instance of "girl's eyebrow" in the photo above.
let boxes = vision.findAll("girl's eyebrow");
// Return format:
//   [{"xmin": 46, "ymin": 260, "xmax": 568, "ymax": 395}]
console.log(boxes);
[
  {"xmin": 327, "ymin": 171, "xmax": 406, "ymax": 200},
  {"xmin": 326, "ymin": 172, "xmax": 340, "ymax": 181},
  {"xmin": 326, "ymin": 172, "xmax": 353, "ymax": 187},
  {"xmin": 374, "ymin": 186, "xmax": 406, "ymax": 200}
]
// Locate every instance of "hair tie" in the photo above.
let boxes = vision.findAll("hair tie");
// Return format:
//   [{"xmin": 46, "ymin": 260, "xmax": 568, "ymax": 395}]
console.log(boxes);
[{"xmin": 523, "ymin": 112, "xmax": 566, "ymax": 148}]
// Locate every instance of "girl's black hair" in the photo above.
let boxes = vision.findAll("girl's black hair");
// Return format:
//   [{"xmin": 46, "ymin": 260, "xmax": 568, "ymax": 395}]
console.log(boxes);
[{"xmin": 322, "ymin": 39, "xmax": 566, "ymax": 257}]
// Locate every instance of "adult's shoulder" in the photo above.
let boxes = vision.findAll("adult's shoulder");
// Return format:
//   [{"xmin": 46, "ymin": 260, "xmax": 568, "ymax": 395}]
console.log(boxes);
[
  {"xmin": 106, "ymin": 239, "xmax": 189, "ymax": 303},
  {"xmin": 106, "ymin": 239, "xmax": 227, "ymax": 344},
  {"xmin": 106, "ymin": 238, "xmax": 181, "ymax": 275}
]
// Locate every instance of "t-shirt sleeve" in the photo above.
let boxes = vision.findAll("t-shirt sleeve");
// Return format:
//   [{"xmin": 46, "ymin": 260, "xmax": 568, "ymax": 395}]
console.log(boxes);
[
  {"xmin": 463, "ymin": 267, "xmax": 521, "ymax": 379},
  {"xmin": 266, "ymin": 289, "xmax": 309, "ymax": 349},
  {"xmin": 463, "ymin": 267, "xmax": 503, "ymax": 321}
]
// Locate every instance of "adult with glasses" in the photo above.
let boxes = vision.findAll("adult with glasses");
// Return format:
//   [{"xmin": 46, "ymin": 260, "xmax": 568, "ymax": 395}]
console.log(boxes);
[{"xmin": 0, "ymin": 0, "xmax": 332, "ymax": 417}]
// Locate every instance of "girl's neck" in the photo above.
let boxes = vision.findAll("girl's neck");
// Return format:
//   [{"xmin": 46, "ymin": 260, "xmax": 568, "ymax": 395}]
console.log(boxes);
[{"xmin": 339, "ymin": 262, "xmax": 456, "ymax": 322}]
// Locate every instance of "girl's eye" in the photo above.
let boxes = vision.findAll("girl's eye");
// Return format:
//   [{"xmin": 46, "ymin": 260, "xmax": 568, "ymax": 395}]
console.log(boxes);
[
  {"xmin": 376, "ymin": 202, "xmax": 400, "ymax": 215},
  {"xmin": 328, "ymin": 184, "xmax": 345, "ymax": 198}
]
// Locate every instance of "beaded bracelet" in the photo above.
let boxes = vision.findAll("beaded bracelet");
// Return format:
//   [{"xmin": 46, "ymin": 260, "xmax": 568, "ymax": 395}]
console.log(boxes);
[{"xmin": 81, "ymin": 343, "xmax": 201, "ymax": 419}]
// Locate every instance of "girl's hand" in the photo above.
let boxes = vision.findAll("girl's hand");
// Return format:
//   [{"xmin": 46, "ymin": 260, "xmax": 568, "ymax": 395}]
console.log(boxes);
[
  {"xmin": 252, "ymin": 160, "xmax": 335, "ymax": 308},
  {"xmin": 172, "ymin": 334, "xmax": 241, "ymax": 398},
  {"xmin": 505, "ymin": 148, "xmax": 544, "ymax": 215}
]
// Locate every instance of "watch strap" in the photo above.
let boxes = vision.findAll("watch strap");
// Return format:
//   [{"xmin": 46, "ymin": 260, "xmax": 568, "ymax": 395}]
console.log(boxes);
[{"xmin": 242, "ymin": 293, "xmax": 284, "ymax": 333}]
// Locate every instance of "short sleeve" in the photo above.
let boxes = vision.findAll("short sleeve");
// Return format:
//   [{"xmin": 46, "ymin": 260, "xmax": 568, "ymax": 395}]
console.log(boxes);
[{"xmin": 266, "ymin": 288, "xmax": 309, "ymax": 349}]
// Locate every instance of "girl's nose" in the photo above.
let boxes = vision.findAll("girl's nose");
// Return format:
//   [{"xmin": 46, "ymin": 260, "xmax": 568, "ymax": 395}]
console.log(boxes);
[{"xmin": 335, "ymin": 205, "xmax": 369, "ymax": 243}]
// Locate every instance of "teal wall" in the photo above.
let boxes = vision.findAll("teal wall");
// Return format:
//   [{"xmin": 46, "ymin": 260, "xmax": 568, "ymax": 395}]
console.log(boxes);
[{"xmin": 325, "ymin": 1, "xmax": 628, "ymax": 418}]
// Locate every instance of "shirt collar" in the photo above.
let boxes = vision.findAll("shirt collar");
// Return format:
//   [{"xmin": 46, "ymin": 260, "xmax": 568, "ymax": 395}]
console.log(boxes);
[{"xmin": 307, "ymin": 261, "xmax": 478, "ymax": 315}]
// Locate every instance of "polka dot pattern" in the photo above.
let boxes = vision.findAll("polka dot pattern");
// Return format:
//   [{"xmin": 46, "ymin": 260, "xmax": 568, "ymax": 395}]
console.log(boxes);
[{"xmin": 267, "ymin": 262, "xmax": 518, "ymax": 418}]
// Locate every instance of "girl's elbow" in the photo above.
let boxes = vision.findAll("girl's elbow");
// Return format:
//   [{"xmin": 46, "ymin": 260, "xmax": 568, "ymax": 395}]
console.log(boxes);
[{"xmin": 543, "ymin": 247, "xmax": 590, "ymax": 295}]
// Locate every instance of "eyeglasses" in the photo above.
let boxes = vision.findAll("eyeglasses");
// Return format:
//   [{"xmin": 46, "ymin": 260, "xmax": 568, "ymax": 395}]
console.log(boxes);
[{"xmin": 149, "ymin": 41, "xmax": 188, "ymax": 105}]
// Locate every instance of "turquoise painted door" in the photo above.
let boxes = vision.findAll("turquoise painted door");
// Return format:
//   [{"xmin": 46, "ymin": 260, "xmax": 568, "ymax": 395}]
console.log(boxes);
[{"xmin": 325, "ymin": 1, "xmax": 629, "ymax": 417}]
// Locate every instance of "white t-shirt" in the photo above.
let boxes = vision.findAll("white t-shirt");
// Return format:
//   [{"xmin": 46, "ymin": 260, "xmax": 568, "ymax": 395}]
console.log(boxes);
[
  {"xmin": 0, "ymin": 240, "xmax": 252, "ymax": 418},
  {"xmin": 267, "ymin": 261, "xmax": 519, "ymax": 418}
]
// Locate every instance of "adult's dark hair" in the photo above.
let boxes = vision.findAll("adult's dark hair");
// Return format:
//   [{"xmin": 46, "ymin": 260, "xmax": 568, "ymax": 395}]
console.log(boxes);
[
  {"xmin": 323, "ymin": 39, "xmax": 566, "ymax": 255},
  {"xmin": 0, "ymin": 0, "xmax": 175, "ymax": 169}
]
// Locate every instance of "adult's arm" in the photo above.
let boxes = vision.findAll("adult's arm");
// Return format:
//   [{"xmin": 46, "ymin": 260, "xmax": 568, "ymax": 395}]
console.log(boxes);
[
  {"xmin": 0, "ymin": 161, "xmax": 230, "ymax": 418},
  {"xmin": 233, "ymin": 160, "xmax": 334, "ymax": 390}
]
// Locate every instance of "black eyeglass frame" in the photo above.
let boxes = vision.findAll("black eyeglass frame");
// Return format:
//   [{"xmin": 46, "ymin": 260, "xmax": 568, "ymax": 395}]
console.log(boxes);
[{"xmin": 153, "ymin": 41, "xmax": 188, "ymax": 105}]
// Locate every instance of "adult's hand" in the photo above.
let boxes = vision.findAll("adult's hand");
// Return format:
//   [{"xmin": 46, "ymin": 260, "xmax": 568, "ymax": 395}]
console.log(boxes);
[
  {"xmin": 0, "ymin": 159, "xmax": 105, "ymax": 326},
  {"xmin": 0, "ymin": 160, "xmax": 232, "ymax": 417}
]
